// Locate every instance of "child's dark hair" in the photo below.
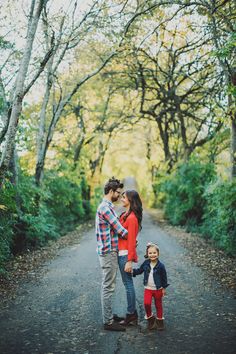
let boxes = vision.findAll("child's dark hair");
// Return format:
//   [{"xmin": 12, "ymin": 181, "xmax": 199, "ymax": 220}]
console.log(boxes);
[
  {"xmin": 104, "ymin": 177, "xmax": 123, "ymax": 195},
  {"xmin": 144, "ymin": 242, "xmax": 160, "ymax": 258}
]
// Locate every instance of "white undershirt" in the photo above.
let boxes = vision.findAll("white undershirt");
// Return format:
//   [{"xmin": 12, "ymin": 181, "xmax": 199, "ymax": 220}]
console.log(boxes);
[
  {"xmin": 145, "ymin": 264, "xmax": 156, "ymax": 290},
  {"xmin": 118, "ymin": 250, "xmax": 128, "ymax": 256}
]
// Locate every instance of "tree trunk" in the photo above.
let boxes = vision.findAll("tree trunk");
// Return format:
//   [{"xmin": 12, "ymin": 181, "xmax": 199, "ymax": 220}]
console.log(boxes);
[
  {"xmin": 0, "ymin": 76, "xmax": 10, "ymax": 144},
  {"xmin": 0, "ymin": 0, "xmax": 46, "ymax": 182},
  {"xmin": 35, "ymin": 55, "xmax": 54, "ymax": 186},
  {"xmin": 35, "ymin": 140, "xmax": 48, "ymax": 187}
]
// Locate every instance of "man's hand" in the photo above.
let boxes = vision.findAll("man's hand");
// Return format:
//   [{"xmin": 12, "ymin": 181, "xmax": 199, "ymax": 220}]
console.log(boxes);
[{"xmin": 124, "ymin": 261, "xmax": 132, "ymax": 273}]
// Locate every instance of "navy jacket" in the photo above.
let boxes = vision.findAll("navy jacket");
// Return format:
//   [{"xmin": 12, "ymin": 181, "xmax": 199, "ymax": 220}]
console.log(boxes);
[{"xmin": 133, "ymin": 259, "xmax": 169, "ymax": 289}]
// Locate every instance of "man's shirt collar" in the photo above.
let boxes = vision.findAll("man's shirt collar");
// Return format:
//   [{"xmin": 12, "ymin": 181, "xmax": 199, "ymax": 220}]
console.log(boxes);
[{"xmin": 102, "ymin": 197, "xmax": 113, "ymax": 207}]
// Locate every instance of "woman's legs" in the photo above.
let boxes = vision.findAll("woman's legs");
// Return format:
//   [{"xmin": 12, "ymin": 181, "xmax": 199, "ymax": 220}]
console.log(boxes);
[{"xmin": 118, "ymin": 255, "xmax": 136, "ymax": 314}]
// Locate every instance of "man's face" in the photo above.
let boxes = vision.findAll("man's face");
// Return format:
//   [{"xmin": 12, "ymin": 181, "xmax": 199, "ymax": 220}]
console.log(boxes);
[{"xmin": 111, "ymin": 188, "xmax": 121, "ymax": 202}]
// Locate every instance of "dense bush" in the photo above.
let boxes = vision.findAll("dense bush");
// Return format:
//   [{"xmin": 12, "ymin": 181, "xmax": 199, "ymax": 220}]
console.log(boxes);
[
  {"xmin": 44, "ymin": 172, "xmax": 86, "ymax": 232},
  {"xmin": 90, "ymin": 186, "xmax": 103, "ymax": 215},
  {"xmin": 158, "ymin": 159, "xmax": 216, "ymax": 226},
  {"xmin": 201, "ymin": 180, "xmax": 236, "ymax": 254},
  {"xmin": 0, "ymin": 181, "xmax": 16, "ymax": 273},
  {"xmin": 152, "ymin": 158, "xmax": 236, "ymax": 255},
  {"xmin": 0, "ymin": 170, "xmax": 92, "ymax": 272}
]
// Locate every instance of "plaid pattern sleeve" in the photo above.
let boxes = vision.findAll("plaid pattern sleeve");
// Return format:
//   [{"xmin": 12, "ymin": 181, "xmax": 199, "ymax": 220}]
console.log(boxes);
[{"xmin": 96, "ymin": 200, "xmax": 128, "ymax": 255}]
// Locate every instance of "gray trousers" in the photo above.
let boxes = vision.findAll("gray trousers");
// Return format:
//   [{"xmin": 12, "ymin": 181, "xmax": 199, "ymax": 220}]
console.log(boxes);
[{"xmin": 98, "ymin": 251, "xmax": 118, "ymax": 324}]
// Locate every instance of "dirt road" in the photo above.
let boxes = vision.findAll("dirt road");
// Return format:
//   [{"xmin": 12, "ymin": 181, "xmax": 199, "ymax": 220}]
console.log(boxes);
[{"xmin": 0, "ymin": 211, "xmax": 235, "ymax": 354}]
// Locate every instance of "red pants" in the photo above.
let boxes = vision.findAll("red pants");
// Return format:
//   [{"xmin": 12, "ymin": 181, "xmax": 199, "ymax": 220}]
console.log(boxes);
[{"xmin": 144, "ymin": 288, "xmax": 163, "ymax": 319}]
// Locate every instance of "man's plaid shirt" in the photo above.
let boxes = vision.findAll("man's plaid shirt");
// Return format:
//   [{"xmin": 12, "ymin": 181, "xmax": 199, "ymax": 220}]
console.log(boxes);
[{"xmin": 96, "ymin": 198, "xmax": 128, "ymax": 255}]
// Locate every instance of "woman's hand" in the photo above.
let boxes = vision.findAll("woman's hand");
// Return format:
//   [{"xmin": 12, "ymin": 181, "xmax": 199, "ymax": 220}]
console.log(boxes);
[
  {"xmin": 124, "ymin": 261, "xmax": 133, "ymax": 273},
  {"xmin": 162, "ymin": 288, "xmax": 166, "ymax": 296}
]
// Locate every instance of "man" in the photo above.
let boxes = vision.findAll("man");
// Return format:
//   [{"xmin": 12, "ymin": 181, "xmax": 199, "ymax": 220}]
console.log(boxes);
[{"xmin": 96, "ymin": 177, "xmax": 128, "ymax": 331}]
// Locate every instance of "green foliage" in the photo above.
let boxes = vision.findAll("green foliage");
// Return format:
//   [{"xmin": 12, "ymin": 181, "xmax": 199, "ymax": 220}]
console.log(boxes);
[
  {"xmin": 0, "ymin": 35, "xmax": 14, "ymax": 50},
  {"xmin": 44, "ymin": 172, "xmax": 86, "ymax": 232},
  {"xmin": 213, "ymin": 32, "xmax": 236, "ymax": 59},
  {"xmin": 80, "ymin": 173, "xmax": 92, "ymax": 217},
  {"xmin": 201, "ymin": 180, "xmax": 236, "ymax": 254},
  {"xmin": 153, "ymin": 158, "xmax": 236, "ymax": 255},
  {"xmin": 166, "ymin": 160, "xmax": 216, "ymax": 226},
  {"xmin": 152, "ymin": 171, "xmax": 169, "ymax": 208},
  {"xmin": 9, "ymin": 175, "xmax": 58, "ymax": 253},
  {"xmin": 90, "ymin": 186, "xmax": 103, "ymax": 215},
  {"xmin": 0, "ymin": 181, "xmax": 16, "ymax": 273},
  {"xmin": 153, "ymin": 159, "xmax": 216, "ymax": 226},
  {"xmin": 0, "ymin": 170, "xmax": 92, "ymax": 272}
]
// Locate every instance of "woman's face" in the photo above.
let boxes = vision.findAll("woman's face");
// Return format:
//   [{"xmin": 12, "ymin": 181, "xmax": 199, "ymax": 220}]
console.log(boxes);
[{"xmin": 121, "ymin": 193, "xmax": 130, "ymax": 208}]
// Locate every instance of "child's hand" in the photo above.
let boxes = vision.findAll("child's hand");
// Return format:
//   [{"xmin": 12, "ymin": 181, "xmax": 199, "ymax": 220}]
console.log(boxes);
[
  {"xmin": 124, "ymin": 261, "xmax": 132, "ymax": 273},
  {"xmin": 162, "ymin": 288, "xmax": 166, "ymax": 296}
]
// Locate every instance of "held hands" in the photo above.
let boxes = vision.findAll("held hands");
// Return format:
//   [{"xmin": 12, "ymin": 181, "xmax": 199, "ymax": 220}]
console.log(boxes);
[{"xmin": 124, "ymin": 261, "xmax": 133, "ymax": 273}]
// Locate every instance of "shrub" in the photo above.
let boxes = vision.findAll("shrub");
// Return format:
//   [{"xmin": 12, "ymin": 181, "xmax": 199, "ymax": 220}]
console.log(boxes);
[
  {"xmin": 158, "ymin": 159, "xmax": 216, "ymax": 226},
  {"xmin": 0, "ymin": 181, "xmax": 17, "ymax": 272},
  {"xmin": 44, "ymin": 173, "xmax": 86, "ymax": 233},
  {"xmin": 90, "ymin": 186, "xmax": 103, "ymax": 216},
  {"xmin": 152, "ymin": 172, "xmax": 169, "ymax": 208},
  {"xmin": 0, "ymin": 170, "xmax": 92, "ymax": 271},
  {"xmin": 201, "ymin": 180, "xmax": 236, "ymax": 254},
  {"xmin": 11, "ymin": 175, "xmax": 58, "ymax": 252}
]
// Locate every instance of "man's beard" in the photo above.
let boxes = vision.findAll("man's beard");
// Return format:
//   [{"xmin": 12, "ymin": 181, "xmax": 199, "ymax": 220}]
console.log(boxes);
[{"xmin": 111, "ymin": 196, "xmax": 119, "ymax": 203}]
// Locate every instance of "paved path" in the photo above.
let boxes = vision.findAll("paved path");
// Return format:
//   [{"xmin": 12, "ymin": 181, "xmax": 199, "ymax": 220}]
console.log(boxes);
[{"xmin": 0, "ymin": 211, "xmax": 235, "ymax": 354}]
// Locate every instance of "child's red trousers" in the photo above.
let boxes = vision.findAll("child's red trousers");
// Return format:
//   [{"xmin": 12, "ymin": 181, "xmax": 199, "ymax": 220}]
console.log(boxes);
[{"xmin": 144, "ymin": 288, "xmax": 163, "ymax": 319}]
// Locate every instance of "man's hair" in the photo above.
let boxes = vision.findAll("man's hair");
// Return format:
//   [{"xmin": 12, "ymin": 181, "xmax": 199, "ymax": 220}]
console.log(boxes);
[{"xmin": 104, "ymin": 177, "xmax": 123, "ymax": 195}]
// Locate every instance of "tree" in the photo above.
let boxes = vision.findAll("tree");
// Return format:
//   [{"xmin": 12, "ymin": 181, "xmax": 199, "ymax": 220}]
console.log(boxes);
[
  {"xmin": 114, "ymin": 17, "xmax": 224, "ymax": 171},
  {"xmin": 152, "ymin": 0, "xmax": 236, "ymax": 176},
  {"xmin": 0, "ymin": 0, "xmax": 51, "ymax": 183}
]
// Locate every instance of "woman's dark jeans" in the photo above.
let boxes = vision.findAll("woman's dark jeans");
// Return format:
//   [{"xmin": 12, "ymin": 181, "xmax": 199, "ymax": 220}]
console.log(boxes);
[{"xmin": 118, "ymin": 255, "xmax": 136, "ymax": 314}]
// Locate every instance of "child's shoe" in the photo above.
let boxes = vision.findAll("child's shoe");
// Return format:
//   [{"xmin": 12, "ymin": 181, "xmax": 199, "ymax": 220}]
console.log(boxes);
[
  {"xmin": 156, "ymin": 319, "xmax": 164, "ymax": 331},
  {"xmin": 147, "ymin": 315, "xmax": 157, "ymax": 330}
]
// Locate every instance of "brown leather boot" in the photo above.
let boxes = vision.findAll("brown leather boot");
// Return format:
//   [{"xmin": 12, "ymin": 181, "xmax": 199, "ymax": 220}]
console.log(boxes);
[
  {"xmin": 156, "ymin": 319, "xmax": 164, "ymax": 331},
  {"xmin": 119, "ymin": 310, "xmax": 138, "ymax": 326},
  {"xmin": 147, "ymin": 316, "xmax": 157, "ymax": 330},
  {"xmin": 113, "ymin": 314, "xmax": 125, "ymax": 322},
  {"xmin": 104, "ymin": 322, "xmax": 126, "ymax": 331}
]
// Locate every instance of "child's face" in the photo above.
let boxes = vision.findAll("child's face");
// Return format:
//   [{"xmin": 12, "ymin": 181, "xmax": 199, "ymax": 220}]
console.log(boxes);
[{"xmin": 147, "ymin": 246, "xmax": 159, "ymax": 261}]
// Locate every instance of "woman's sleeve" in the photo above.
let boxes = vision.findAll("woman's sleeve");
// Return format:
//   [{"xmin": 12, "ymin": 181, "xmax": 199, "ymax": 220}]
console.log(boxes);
[{"xmin": 127, "ymin": 215, "xmax": 139, "ymax": 261}]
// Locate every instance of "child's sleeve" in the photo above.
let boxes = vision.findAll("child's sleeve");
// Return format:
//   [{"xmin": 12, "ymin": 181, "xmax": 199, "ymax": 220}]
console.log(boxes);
[
  {"xmin": 161, "ymin": 264, "xmax": 169, "ymax": 288},
  {"xmin": 132, "ymin": 261, "xmax": 145, "ymax": 277}
]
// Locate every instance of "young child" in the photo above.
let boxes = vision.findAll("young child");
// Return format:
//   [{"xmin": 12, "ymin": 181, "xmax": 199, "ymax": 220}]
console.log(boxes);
[{"xmin": 132, "ymin": 243, "xmax": 169, "ymax": 330}]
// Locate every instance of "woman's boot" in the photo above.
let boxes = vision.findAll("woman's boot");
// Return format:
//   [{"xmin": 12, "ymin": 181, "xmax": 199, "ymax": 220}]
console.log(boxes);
[
  {"xmin": 156, "ymin": 319, "xmax": 164, "ymax": 331},
  {"xmin": 147, "ymin": 315, "xmax": 157, "ymax": 330},
  {"xmin": 120, "ymin": 310, "xmax": 138, "ymax": 325}
]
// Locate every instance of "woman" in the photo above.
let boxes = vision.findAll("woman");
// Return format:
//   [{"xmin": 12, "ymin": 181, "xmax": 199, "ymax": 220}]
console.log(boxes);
[{"xmin": 118, "ymin": 189, "xmax": 143, "ymax": 325}]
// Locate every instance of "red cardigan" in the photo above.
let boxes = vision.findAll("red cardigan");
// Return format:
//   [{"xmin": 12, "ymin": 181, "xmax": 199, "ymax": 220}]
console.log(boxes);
[{"xmin": 118, "ymin": 211, "xmax": 139, "ymax": 262}]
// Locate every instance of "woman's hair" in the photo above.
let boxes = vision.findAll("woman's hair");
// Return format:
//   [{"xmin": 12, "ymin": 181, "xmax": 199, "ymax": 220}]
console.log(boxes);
[
  {"xmin": 144, "ymin": 242, "xmax": 160, "ymax": 258},
  {"xmin": 122, "ymin": 189, "xmax": 143, "ymax": 230}
]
